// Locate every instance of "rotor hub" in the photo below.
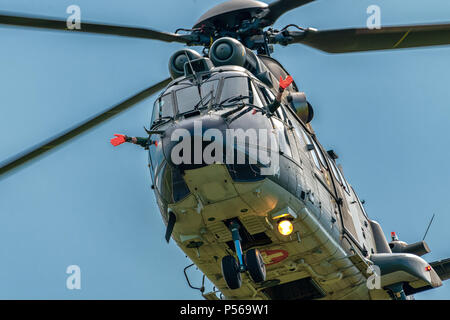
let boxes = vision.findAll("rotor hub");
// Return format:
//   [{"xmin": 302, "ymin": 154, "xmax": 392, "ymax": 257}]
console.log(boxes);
[{"xmin": 193, "ymin": 0, "xmax": 268, "ymax": 29}]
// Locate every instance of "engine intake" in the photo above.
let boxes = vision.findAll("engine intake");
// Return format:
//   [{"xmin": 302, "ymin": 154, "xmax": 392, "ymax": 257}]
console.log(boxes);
[
  {"xmin": 168, "ymin": 49, "xmax": 203, "ymax": 79},
  {"xmin": 209, "ymin": 37, "xmax": 273, "ymax": 86},
  {"xmin": 209, "ymin": 37, "xmax": 247, "ymax": 67}
]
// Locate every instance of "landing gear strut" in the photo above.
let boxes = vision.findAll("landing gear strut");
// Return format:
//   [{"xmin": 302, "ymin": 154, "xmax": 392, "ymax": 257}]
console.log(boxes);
[{"xmin": 221, "ymin": 221, "xmax": 266, "ymax": 290}]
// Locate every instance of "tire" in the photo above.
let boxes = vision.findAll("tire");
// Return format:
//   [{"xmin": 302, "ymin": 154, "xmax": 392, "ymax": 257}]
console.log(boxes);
[
  {"xmin": 221, "ymin": 255, "xmax": 242, "ymax": 290},
  {"xmin": 245, "ymin": 248, "xmax": 266, "ymax": 283}
]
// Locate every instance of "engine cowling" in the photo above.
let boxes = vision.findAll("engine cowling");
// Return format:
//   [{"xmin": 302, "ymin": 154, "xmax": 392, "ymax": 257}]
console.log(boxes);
[
  {"xmin": 389, "ymin": 240, "xmax": 431, "ymax": 257},
  {"xmin": 168, "ymin": 49, "xmax": 203, "ymax": 79},
  {"xmin": 209, "ymin": 37, "xmax": 248, "ymax": 67},
  {"xmin": 209, "ymin": 37, "xmax": 273, "ymax": 86}
]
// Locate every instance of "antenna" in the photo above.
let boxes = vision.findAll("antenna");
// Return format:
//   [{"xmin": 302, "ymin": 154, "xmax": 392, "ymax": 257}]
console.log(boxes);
[
  {"xmin": 422, "ymin": 213, "xmax": 435, "ymax": 241},
  {"xmin": 183, "ymin": 49, "xmax": 199, "ymax": 83}
]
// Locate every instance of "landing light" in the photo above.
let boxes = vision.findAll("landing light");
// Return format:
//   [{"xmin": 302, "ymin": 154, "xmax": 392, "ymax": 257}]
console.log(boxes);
[
  {"xmin": 271, "ymin": 207, "xmax": 297, "ymax": 220},
  {"xmin": 278, "ymin": 220, "xmax": 293, "ymax": 236}
]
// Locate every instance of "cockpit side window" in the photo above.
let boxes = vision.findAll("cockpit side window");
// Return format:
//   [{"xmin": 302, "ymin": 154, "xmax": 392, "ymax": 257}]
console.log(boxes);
[
  {"xmin": 151, "ymin": 93, "xmax": 174, "ymax": 124},
  {"xmin": 250, "ymin": 82, "xmax": 264, "ymax": 108},
  {"xmin": 161, "ymin": 94, "xmax": 175, "ymax": 118},
  {"xmin": 275, "ymin": 107, "xmax": 286, "ymax": 122},
  {"xmin": 258, "ymin": 86, "xmax": 275, "ymax": 105}
]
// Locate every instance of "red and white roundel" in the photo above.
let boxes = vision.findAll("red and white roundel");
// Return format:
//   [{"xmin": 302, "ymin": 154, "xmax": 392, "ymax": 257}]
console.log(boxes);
[{"xmin": 260, "ymin": 249, "xmax": 289, "ymax": 266}]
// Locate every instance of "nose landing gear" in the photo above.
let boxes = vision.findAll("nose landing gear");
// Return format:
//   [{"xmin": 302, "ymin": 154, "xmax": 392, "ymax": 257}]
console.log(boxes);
[
  {"xmin": 246, "ymin": 248, "xmax": 266, "ymax": 283},
  {"xmin": 221, "ymin": 221, "xmax": 266, "ymax": 290},
  {"xmin": 221, "ymin": 255, "xmax": 242, "ymax": 290}
]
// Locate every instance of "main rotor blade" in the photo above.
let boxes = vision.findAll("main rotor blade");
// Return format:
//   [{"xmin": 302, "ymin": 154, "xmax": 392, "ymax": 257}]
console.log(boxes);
[
  {"xmin": 291, "ymin": 23, "xmax": 450, "ymax": 53},
  {"xmin": 264, "ymin": 0, "xmax": 315, "ymax": 25},
  {"xmin": 0, "ymin": 77, "xmax": 171, "ymax": 177},
  {"xmin": 431, "ymin": 258, "xmax": 450, "ymax": 281},
  {"xmin": 0, "ymin": 12, "xmax": 188, "ymax": 43}
]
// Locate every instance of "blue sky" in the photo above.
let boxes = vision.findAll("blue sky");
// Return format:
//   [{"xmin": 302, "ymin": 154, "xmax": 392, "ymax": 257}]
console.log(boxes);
[{"xmin": 0, "ymin": 0, "xmax": 449, "ymax": 299}]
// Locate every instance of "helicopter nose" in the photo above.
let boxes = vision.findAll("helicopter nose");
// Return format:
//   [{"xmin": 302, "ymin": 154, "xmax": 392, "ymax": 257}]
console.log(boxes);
[
  {"xmin": 161, "ymin": 115, "xmax": 228, "ymax": 171},
  {"xmin": 157, "ymin": 111, "xmax": 278, "ymax": 183}
]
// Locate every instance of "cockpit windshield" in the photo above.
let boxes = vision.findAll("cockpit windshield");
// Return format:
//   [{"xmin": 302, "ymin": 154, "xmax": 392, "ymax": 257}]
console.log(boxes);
[
  {"xmin": 220, "ymin": 76, "xmax": 252, "ymax": 104},
  {"xmin": 175, "ymin": 80, "xmax": 219, "ymax": 114},
  {"xmin": 151, "ymin": 74, "xmax": 265, "ymax": 126}
]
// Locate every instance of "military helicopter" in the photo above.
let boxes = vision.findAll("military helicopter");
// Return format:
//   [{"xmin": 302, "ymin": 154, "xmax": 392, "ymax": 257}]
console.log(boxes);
[{"xmin": 1, "ymin": 0, "xmax": 450, "ymax": 300}]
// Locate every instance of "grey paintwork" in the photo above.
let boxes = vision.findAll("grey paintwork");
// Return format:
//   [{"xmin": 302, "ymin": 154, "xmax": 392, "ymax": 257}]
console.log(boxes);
[{"xmin": 147, "ymin": 40, "xmax": 447, "ymax": 299}]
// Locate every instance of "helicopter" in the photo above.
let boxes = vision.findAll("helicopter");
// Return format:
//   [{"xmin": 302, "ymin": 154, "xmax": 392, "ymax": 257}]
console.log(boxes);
[{"xmin": 1, "ymin": 0, "xmax": 450, "ymax": 300}]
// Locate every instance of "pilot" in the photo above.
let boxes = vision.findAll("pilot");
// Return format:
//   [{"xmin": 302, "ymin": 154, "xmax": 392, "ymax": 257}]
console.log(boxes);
[{"xmin": 268, "ymin": 75, "xmax": 294, "ymax": 113}]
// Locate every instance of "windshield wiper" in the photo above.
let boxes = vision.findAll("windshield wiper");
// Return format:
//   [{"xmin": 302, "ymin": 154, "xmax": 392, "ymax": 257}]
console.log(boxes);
[
  {"xmin": 193, "ymin": 90, "xmax": 215, "ymax": 110},
  {"xmin": 218, "ymin": 95, "xmax": 251, "ymax": 109},
  {"xmin": 221, "ymin": 104, "xmax": 247, "ymax": 119},
  {"xmin": 151, "ymin": 116, "xmax": 173, "ymax": 127}
]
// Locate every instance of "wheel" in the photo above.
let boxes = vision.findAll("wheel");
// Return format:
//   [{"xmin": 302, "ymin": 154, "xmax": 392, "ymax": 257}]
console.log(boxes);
[
  {"xmin": 221, "ymin": 255, "xmax": 242, "ymax": 290},
  {"xmin": 245, "ymin": 248, "xmax": 266, "ymax": 283}
]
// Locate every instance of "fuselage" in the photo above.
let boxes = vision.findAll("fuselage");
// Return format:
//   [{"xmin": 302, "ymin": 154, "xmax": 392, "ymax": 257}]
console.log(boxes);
[{"xmin": 146, "ymin": 56, "xmax": 388, "ymax": 300}]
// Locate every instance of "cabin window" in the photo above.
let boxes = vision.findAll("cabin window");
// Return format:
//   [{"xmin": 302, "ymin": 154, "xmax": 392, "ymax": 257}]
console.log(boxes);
[
  {"xmin": 329, "ymin": 160, "xmax": 342, "ymax": 185},
  {"xmin": 337, "ymin": 166, "xmax": 350, "ymax": 195},
  {"xmin": 172, "ymin": 168, "xmax": 191, "ymax": 202},
  {"xmin": 329, "ymin": 157, "xmax": 350, "ymax": 193},
  {"xmin": 154, "ymin": 161, "xmax": 190, "ymax": 203},
  {"xmin": 312, "ymin": 139, "xmax": 328, "ymax": 169},
  {"xmin": 273, "ymin": 118, "xmax": 292, "ymax": 158},
  {"xmin": 337, "ymin": 166, "xmax": 350, "ymax": 193},
  {"xmin": 155, "ymin": 161, "xmax": 171, "ymax": 202},
  {"xmin": 301, "ymin": 130, "xmax": 321, "ymax": 170}
]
